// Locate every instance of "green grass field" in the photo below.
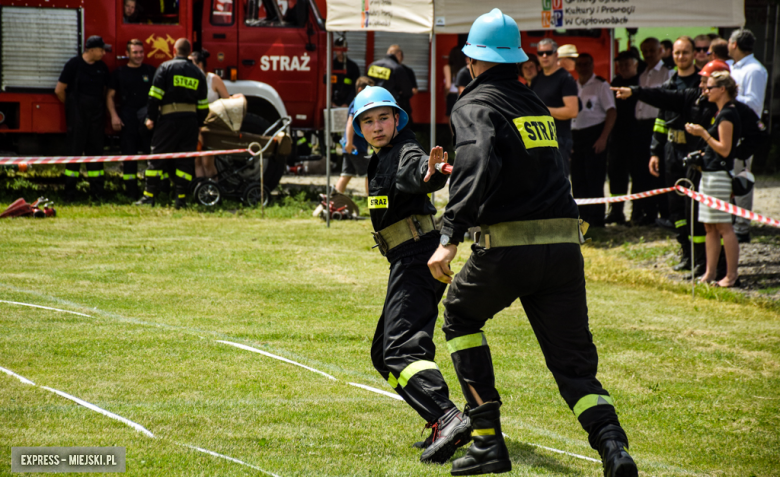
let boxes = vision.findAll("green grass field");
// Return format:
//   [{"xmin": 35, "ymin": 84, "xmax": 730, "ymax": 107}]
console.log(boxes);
[{"xmin": 1, "ymin": 206, "xmax": 779, "ymax": 476}]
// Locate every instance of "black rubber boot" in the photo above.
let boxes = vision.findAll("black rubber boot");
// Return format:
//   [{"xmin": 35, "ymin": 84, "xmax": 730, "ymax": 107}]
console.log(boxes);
[
  {"xmin": 124, "ymin": 179, "xmax": 139, "ymax": 201},
  {"xmin": 420, "ymin": 407, "xmax": 472, "ymax": 464},
  {"xmin": 672, "ymin": 246, "xmax": 691, "ymax": 272},
  {"xmin": 604, "ymin": 203, "xmax": 625, "ymax": 225},
  {"xmin": 134, "ymin": 195, "xmax": 155, "ymax": 206},
  {"xmin": 174, "ymin": 197, "xmax": 188, "ymax": 209},
  {"xmin": 450, "ymin": 402, "xmax": 510, "ymax": 476},
  {"xmin": 595, "ymin": 425, "xmax": 637, "ymax": 477},
  {"xmin": 62, "ymin": 176, "xmax": 79, "ymax": 203},
  {"xmin": 89, "ymin": 177, "xmax": 105, "ymax": 201}
]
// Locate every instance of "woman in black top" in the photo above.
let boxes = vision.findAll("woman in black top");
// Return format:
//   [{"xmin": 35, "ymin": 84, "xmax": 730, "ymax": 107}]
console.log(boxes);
[{"xmin": 685, "ymin": 71, "xmax": 741, "ymax": 287}]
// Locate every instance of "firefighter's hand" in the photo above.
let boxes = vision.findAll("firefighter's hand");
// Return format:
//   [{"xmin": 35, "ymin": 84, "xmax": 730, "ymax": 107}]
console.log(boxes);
[
  {"xmin": 145, "ymin": 119, "xmax": 154, "ymax": 130},
  {"xmin": 111, "ymin": 115, "xmax": 124, "ymax": 132},
  {"xmin": 611, "ymin": 87, "xmax": 632, "ymax": 99},
  {"xmin": 593, "ymin": 136, "xmax": 608, "ymax": 154},
  {"xmin": 425, "ymin": 146, "xmax": 448, "ymax": 182},
  {"xmin": 428, "ymin": 244, "xmax": 457, "ymax": 284},
  {"xmin": 649, "ymin": 155, "xmax": 660, "ymax": 177}
]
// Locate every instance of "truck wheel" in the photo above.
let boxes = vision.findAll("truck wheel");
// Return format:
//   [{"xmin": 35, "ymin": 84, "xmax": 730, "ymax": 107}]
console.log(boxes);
[
  {"xmin": 194, "ymin": 179, "xmax": 222, "ymax": 207},
  {"xmin": 242, "ymin": 183, "xmax": 269, "ymax": 207}
]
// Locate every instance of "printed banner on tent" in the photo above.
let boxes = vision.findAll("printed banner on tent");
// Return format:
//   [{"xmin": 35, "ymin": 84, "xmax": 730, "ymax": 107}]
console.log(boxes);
[
  {"xmin": 431, "ymin": 0, "xmax": 745, "ymax": 33},
  {"xmin": 326, "ymin": 0, "xmax": 434, "ymax": 33}
]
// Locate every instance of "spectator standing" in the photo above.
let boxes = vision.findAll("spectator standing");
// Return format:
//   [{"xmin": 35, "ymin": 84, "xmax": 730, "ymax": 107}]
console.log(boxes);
[
  {"xmin": 606, "ymin": 51, "xmax": 640, "ymax": 225},
  {"xmin": 455, "ymin": 57, "xmax": 472, "ymax": 95},
  {"xmin": 519, "ymin": 53, "xmax": 540, "ymax": 86},
  {"xmin": 571, "ymin": 53, "xmax": 616, "ymax": 228},
  {"xmin": 693, "ymin": 34, "xmax": 712, "ymax": 69},
  {"xmin": 136, "ymin": 39, "xmax": 208, "ymax": 208},
  {"xmin": 633, "ymin": 37, "xmax": 673, "ymax": 225},
  {"xmin": 367, "ymin": 46, "xmax": 414, "ymax": 119},
  {"xmin": 332, "ymin": 37, "xmax": 361, "ymax": 108},
  {"xmin": 107, "ymin": 39, "xmax": 156, "ymax": 201},
  {"xmin": 55, "ymin": 35, "xmax": 111, "ymax": 201},
  {"xmin": 557, "ymin": 44, "xmax": 578, "ymax": 75},
  {"xmin": 709, "ymin": 38, "xmax": 730, "ymax": 63},
  {"xmin": 444, "ymin": 40, "xmax": 467, "ymax": 117},
  {"xmin": 728, "ymin": 28, "xmax": 768, "ymax": 243},
  {"xmin": 684, "ymin": 71, "xmax": 741, "ymax": 287},
  {"xmin": 530, "ymin": 38, "xmax": 579, "ymax": 176},
  {"xmin": 393, "ymin": 46, "xmax": 418, "ymax": 124},
  {"xmin": 335, "ymin": 76, "xmax": 374, "ymax": 195},
  {"xmin": 189, "ymin": 50, "xmax": 230, "ymax": 179},
  {"xmin": 660, "ymin": 39, "xmax": 675, "ymax": 69}
]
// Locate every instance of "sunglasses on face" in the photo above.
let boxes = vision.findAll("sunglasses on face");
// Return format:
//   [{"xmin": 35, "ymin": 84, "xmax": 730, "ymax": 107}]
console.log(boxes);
[
  {"xmin": 695, "ymin": 47, "xmax": 709, "ymax": 52},
  {"xmin": 537, "ymin": 50, "xmax": 556, "ymax": 57}
]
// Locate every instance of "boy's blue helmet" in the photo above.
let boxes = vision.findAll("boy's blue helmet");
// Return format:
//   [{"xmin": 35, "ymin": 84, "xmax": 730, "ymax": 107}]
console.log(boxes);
[
  {"xmin": 351, "ymin": 86, "xmax": 408, "ymax": 138},
  {"xmin": 462, "ymin": 9, "xmax": 528, "ymax": 64}
]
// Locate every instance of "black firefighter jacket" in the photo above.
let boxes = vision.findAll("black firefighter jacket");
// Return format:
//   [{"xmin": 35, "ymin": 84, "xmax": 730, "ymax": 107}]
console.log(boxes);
[
  {"xmin": 441, "ymin": 64, "xmax": 578, "ymax": 243},
  {"xmin": 147, "ymin": 56, "xmax": 209, "ymax": 124}
]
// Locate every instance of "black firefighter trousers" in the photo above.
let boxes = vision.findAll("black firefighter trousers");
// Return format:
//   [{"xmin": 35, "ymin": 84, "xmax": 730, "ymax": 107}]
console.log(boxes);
[
  {"xmin": 371, "ymin": 251, "xmax": 457, "ymax": 423},
  {"xmin": 442, "ymin": 243, "xmax": 627, "ymax": 450},
  {"xmin": 142, "ymin": 115, "xmax": 198, "ymax": 201},
  {"xmin": 664, "ymin": 144, "xmax": 706, "ymax": 251},
  {"xmin": 63, "ymin": 94, "xmax": 105, "ymax": 197}
]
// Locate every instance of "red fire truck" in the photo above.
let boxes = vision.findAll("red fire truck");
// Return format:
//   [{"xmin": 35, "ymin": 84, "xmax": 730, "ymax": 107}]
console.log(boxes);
[{"xmin": 0, "ymin": 0, "xmax": 614, "ymax": 157}]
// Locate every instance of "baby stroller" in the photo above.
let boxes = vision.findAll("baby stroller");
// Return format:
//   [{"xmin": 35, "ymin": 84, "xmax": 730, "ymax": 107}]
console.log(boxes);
[{"xmin": 195, "ymin": 97, "xmax": 292, "ymax": 207}]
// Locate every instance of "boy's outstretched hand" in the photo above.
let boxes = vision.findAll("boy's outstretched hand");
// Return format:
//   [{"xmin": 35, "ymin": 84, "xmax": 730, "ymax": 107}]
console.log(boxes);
[{"xmin": 424, "ymin": 146, "xmax": 448, "ymax": 182}]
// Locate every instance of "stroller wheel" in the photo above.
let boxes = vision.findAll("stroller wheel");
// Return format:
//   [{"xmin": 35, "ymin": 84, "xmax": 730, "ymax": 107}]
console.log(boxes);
[
  {"xmin": 242, "ymin": 183, "xmax": 269, "ymax": 208},
  {"xmin": 193, "ymin": 179, "xmax": 222, "ymax": 207}
]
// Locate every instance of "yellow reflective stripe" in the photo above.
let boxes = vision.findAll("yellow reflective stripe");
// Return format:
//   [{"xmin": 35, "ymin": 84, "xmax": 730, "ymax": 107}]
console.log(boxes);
[
  {"xmin": 675, "ymin": 219, "xmax": 687, "ymax": 228},
  {"xmin": 513, "ymin": 116, "xmax": 558, "ymax": 149},
  {"xmin": 123, "ymin": 174, "xmax": 137, "ymax": 181},
  {"xmin": 573, "ymin": 394, "xmax": 614, "ymax": 418},
  {"xmin": 144, "ymin": 169, "xmax": 161, "ymax": 177},
  {"xmin": 653, "ymin": 119, "xmax": 668, "ymax": 134},
  {"xmin": 344, "ymin": 77, "xmax": 353, "ymax": 85},
  {"xmin": 198, "ymin": 99, "xmax": 209, "ymax": 105},
  {"xmin": 178, "ymin": 194, "xmax": 186, "ymax": 199},
  {"xmin": 173, "ymin": 75, "xmax": 199, "ymax": 90},
  {"xmin": 472, "ymin": 428, "xmax": 495, "ymax": 437},
  {"xmin": 447, "ymin": 333, "xmax": 487, "ymax": 354},
  {"xmin": 387, "ymin": 373, "xmax": 398, "ymax": 388},
  {"xmin": 197, "ymin": 103, "xmax": 210, "ymax": 110},
  {"xmin": 297, "ymin": 137, "xmax": 308, "ymax": 145},
  {"xmin": 368, "ymin": 196, "xmax": 388, "ymax": 209},
  {"xmin": 690, "ymin": 235, "xmax": 706, "ymax": 244},
  {"xmin": 149, "ymin": 86, "xmax": 164, "ymax": 99},
  {"xmin": 87, "ymin": 170, "xmax": 104, "ymax": 177},
  {"xmin": 143, "ymin": 191, "xmax": 154, "ymax": 197},
  {"xmin": 63, "ymin": 169, "xmax": 79, "ymax": 177},
  {"xmin": 654, "ymin": 119, "xmax": 666, "ymax": 126},
  {"xmin": 398, "ymin": 361, "xmax": 438, "ymax": 388},
  {"xmin": 176, "ymin": 169, "xmax": 193, "ymax": 181},
  {"xmin": 161, "ymin": 173, "xmax": 169, "ymax": 180}
]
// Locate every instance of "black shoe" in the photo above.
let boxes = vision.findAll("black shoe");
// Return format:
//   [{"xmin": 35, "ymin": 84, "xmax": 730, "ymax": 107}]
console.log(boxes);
[
  {"xmin": 599, "ymin": 440, "xmax": 638, "ymax": 477},
  {"xmin": 655, "ymin": 217, "xmax": 676, "ymax": 232},
  {"xmin": 412, "ymin": 425, "xmax": 435, "ymax": 449},
  {"xmin": 672, "ymin": 246, "xmax": 692, "ymax": 272},
  {"xmin": 420, "ymin": 407, "xmax": 472, "ymax": 464},
  {"xmin": 174, "ymin": 198, "xmax": 188, "ymax": 209},
  {"xmin": 604, "ymin": 205, "xmax": 626, "ymax": 225},
  {"xmin": 736, "ymin": 232, "xmax": 751, "ymax": 244},
  {"xmin": 134, "ymin": 195, "xmax": 155, "ymax": 206},
  {"xmin": 450, "ymin": 402, "xmax": 510, "ymax": 475}
]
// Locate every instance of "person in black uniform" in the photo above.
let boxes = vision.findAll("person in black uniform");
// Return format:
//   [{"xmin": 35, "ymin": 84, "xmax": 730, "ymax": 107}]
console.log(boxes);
[
  {"xmin": 427, "ymin": 9, "xmax": 637, "ymax": 476},
  {"xmin": 366, "ymin": 46, "xmax": 414, "ymax": 117},
  {"xmin": 55, "ymin": 36, "xmax": 111, "ymax": 201},
  {"xmin": 331, "ymin": 37, "xmax": 361, "ymax": 108},
  {"xmin": 107, "ymin": 39, "xmax": 156, "ymax": 200},
  {"xmin": 136, "ymin": 38, "xmax": 208, "ymax": 208},
  {"xmin": 353, "ymin": 86, "xmax": 471, "ymax": 465}
]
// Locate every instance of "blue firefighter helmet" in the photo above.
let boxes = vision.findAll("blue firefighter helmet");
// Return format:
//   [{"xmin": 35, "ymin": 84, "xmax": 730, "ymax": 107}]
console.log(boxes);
[
  {"xmin": 351, "ymin": 86, "xmax": 409, "ymax": 138},
  {"xmin": 462, "ymin": 8, "xmax": 528, "ymax": 64}
]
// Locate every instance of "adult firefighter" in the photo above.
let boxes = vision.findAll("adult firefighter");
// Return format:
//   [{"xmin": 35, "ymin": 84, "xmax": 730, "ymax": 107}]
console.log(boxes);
[
  {"xmin": 427, "ymin": 9, "xmax": 637, "ymax": 476},
  {"xmin": 366, "ymin": 46, "xmax": 415, "ymax": 118},
  {"xmin": 136, "ymin": 38, "xmax": 208, "ymax": 208},
  {"xmin": 355, "ymin": 86, "xmax": 471, "ymax": 465}
]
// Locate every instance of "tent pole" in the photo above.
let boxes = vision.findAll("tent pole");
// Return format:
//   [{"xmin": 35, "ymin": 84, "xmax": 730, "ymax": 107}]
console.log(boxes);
[
  {"xmin": 326, "ymin": 31, "xmax": 332, "ymax": 228},
  {"xmin": 429, "ymin": 33, "xmax": 437, "ymax": 205},
  {"xmin": 609, "ymin": 28, "xmax": 615, "ymax": 80}
]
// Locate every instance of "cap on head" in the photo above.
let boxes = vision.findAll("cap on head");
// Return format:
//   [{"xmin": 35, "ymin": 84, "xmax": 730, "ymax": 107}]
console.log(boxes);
[
  {"xmin": 85, "ymin": 35, "xmax": 112, "ymax": 52},
  {"xmin": 615, "ymin": 50, "xmax": 639, "ymax": 61},
  {"xmin": 351, "ymin": 86, "xmax": 408, "ymax": 138},
  {"xmin": 462, "ymin": 8, "xmax": 528, "ymax": 64},
  {"xmin": 334, "ymin": 37, "xmax": 348, "ymax": 52},
  {"xmin": 557, "ymin": 44, "xmax": 579, "ymax": 58},
  {"xmin": 699, "ymin": 60, "xmax": 730, "ymax": 77}
]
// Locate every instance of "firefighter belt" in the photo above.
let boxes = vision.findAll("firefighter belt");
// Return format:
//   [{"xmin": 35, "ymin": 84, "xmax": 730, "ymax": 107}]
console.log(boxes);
[
  {"xmin": 372, "ymin": 215, "xmax": 436, "ymax": 256},
  {"xmin": 477, "ymin": 218, "xmax": 584, "ymax": 248},
  {"xmin": 161, "ymin": 103, "xmax": 197, "ymax": 115},
  {"xmin": 667, "ymin": 129, "xmax": 687, "ymax": 144}
]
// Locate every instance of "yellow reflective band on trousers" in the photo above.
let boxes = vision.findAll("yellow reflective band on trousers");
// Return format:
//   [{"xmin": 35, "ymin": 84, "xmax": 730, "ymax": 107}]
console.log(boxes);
[
  {"xmin": 145, "ymin": 169, "xmax": 162, "ymax": 177},
  {"xmin": 398, "ymin": 361, "xmax": 438, "ymax": 388},
  {"xmin": 573, "ymin": 394, "xmax": 615, "ymax": 418},
  {"xmin": 387, "ymin": 373, "xmax": 398, "ymax": 388},
  {"xmin": 447, "ymin": 333, "xmax": 487, "ymax": 354},
  {"xmin": 675, "ymin": 219, "xmax": 688, "ymax": 228},
  {"xmin": 144, "ymin": 191, "xmax": 154, "ymax": 197},
  {"xmin": 689, "ymin": 235, "xmax": 706, "ymax": 244},
  {"xmin": 176, "ymin": 169, "xmax": 193, "ymax": 181},
  {"xmin": 178, "ymin": 194, "xmax": 186, "ymax": 199},
  {"xmin": 123, "ymin": 174, "xmax": 137, "ymax": 181},
  {"xmin": 63, "ymin": 169, "xmax": 79, "ymax": 177},
  {"xmin": 472, "ymin": 428, "xmax": 495, "ymax": 437},
  {"xmin": 87, "ymin": 170, "xmax": 104, "ymax": 177}
]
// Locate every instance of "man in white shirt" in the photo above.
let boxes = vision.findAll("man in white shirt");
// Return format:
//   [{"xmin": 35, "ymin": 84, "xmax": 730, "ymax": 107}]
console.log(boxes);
[
  {"xmin": 634, "ymin": 38, "xmax": 674, "ymax": 225},
  {"xmin": 571, "ymin": 53, "xmax": 616, "ymax": 227},
  {"xmin": 729, "ymin": 28, "xmax": 768, "ymax": 243}
]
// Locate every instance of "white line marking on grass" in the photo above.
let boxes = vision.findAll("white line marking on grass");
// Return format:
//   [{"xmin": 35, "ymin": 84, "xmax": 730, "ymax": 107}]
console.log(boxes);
[
  {"xmin": 528, "ymin": 443, "xmax": 600, "ymax": 463},
  {"xmin": 348, "ymin": 382, "xmax": 404, "ymax": 401},
  {"xmin": 0, "ymin": 300, "xmax": 92, "ymax": 317},
  {"xmin": 0, "ymin": 366, "xmax": 36, "ymax": 385},
  {"xmin": 40, "ymin": 386, "xmax": 155, "ymax": 438},
  {"xmin": 217, "ymin": 340, "xmax": 337, "ymax": 381},
  {"xmin": 180, "ymin": 444, "xmax": 281, "ymax": 477}
]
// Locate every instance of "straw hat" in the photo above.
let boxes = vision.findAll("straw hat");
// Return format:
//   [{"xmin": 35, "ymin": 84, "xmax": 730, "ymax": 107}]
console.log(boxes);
[{"xmin": 557, "ymin": 44, "xmax": 579, "ymax": 58}]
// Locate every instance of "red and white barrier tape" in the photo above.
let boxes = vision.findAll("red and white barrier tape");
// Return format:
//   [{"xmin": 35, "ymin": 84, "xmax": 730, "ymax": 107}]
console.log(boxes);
[
  {"xmin": 0, "ymin": 148, "xmax": 252, "ymax": 166},
  {"xmin": 574, "ymin": 187, "xmax": 676, "ymax": 205}
]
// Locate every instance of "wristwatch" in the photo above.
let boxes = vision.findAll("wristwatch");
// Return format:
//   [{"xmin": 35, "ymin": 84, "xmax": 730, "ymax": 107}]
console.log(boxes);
[{"xmin": 440, "ymin": 234, "xmax": 455, "ymax": 247}]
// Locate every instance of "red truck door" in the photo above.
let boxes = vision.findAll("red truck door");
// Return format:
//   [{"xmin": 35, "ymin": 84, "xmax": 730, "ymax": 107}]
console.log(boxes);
[
  {"xmin": 200, "ymin": 0, "xmax": 239, "ymax": 78},
  {"xmin": 115, "ymin": 0, "xmax": 191, "ymax": 68},
  {"xmin": 237, "ymin": 0, "xmax": 322, "ymax": 129}
]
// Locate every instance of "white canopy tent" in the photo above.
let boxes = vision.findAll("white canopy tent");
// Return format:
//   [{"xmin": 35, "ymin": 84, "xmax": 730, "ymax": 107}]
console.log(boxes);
[{"xmin": 322, "ymin": 0, "xmax": 745, "ymax": 225}]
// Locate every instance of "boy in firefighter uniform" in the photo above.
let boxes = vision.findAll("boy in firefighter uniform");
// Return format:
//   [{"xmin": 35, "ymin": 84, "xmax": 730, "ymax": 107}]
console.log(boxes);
[
  {"xmin": 354, "ymin": 86, "xmax": 471, "ymax": 464},
  {"xmin": 136, "ymin": 38, "xmax": 208, "ymax": 208},
  {"xmin": 427, "ymin": 10, "xmax": 637, "ymax": 476}
]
